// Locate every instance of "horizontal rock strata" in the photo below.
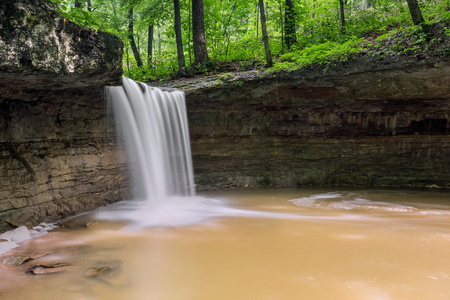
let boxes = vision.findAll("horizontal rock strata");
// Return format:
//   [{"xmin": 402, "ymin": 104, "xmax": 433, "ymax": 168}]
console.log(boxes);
[{"xmin": 162, "ymin": 59, "xmax": 450, "ymax": 190}]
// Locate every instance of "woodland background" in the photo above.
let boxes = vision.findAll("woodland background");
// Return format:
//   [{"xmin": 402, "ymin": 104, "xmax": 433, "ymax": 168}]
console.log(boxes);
[{"xmin": 49, "ymin": 0, "xmax": 450, "ymax": 80}]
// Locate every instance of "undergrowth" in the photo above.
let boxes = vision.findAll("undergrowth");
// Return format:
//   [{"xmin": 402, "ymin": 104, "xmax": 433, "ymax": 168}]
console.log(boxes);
[{"xmin": 268, "ymin": 8, "xmax": 450, "ymax": 75}]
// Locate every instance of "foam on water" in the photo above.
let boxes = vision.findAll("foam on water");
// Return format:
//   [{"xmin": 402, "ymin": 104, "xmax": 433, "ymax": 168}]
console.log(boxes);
[
  {"xmin": 104, "ymin": 78, "xmax": 364, "ymax": 228},
  {"xmin": 96, "ymin": 195, "xmax": 363, "ymax": 229},
  {"xmin": 0, "ymin": 223, "xmax": 57, "ymax": 255},
  {"xmin": 289, "ymin": 191, "xmax": 450, "ymax": 215}
]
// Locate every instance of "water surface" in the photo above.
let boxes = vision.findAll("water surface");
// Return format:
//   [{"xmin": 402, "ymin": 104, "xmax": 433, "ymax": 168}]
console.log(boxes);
[{"xmin": 1, "ymin": 188, "xmax": 450, "ymax": 300}]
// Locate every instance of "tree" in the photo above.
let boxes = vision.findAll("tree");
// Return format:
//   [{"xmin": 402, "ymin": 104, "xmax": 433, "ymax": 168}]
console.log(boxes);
[
  {"xmin": 405, "ymin": 0, "xmax": 425, "ymax": 25},
  {"xmin": 174, "ymin": 0, "xmax": 187, "ymax": 76},
  {"xmin": 192, "ymin": 0, "xmax": 209, "ymax": 66},
  {"xmin": 127, "ymin": 6, "xmax": 143, "ymax": 67},
  {"xmin": 147, "ymin": 24, "xmax": 154, "ymax": 65},
  {"xmin": 258, "ymin": 0, "xmax": 272, "ymax": 67},
  {"xmin": 339, "ymin": 0, "xmax": 345, "ymax": 33},
  {"xmin": 284, "ymin": 0, "xmax": 296, "ymax": 50}
]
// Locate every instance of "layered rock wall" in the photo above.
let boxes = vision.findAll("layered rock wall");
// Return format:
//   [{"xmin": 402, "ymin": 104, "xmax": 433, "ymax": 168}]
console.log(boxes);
[
  {"xmin": 181, "ymin": 60, "xmax": 450, "ymax": 189},
  {"xmin": 0, "ymin": 0, "xmax": 128, "ymax": 232}
]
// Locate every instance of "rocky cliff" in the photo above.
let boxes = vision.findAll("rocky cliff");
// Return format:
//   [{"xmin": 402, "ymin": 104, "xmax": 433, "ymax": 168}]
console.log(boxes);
[
  {"xmin": 0, "ymin": 0, "xmax": 128, "ymax": 232},
  {"xmin": 160, "ymin": 58, "xmax": 450, "ymax": 190}
]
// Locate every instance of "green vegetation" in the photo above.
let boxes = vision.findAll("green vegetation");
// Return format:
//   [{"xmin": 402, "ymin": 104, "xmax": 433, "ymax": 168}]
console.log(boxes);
[{"xmin": 49, "ymin": 0, "xmax": 450, "ymax": 80}]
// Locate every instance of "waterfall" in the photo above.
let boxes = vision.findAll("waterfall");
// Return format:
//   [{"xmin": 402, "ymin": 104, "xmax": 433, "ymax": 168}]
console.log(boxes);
[
  {"xmin": 105, "ymin": 76, "xmax": 195, "ymax": 207},
  {"xmin": 99, "ymin": 76, "xmax": 278, "ymax": 227}
]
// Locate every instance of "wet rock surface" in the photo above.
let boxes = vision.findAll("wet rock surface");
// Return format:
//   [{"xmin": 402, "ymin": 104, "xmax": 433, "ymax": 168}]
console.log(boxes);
[
  {"xmin": 156, "ymin": 58, "xmax": 450, "ymax": 190},
  {"xmin": 0, "ymin": 0, "xmax": 128, "ymax": 233}
]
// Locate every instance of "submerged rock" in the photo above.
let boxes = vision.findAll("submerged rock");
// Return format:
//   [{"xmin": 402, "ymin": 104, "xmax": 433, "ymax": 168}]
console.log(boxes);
[
  {"xmin": 85, "ymin": 266, "xmax": 112, "ymax": 277},
  {"xmin": 1, "ymin": 250, "xmax": 51, "ymax": 269},
  {"xmin": 26, "ymin": 263, "xmax": 78, "ymax": 275},
  {"xmin": 28, "ymin": 250, "xmax": 52, "ymax": 259},
  {"xmin": 1, "ymin": 255, "xmax": 31, "ymax": 268},
  {"xmin": 85, "ymin": 221, "xmax": 98, "ymax": 228}
]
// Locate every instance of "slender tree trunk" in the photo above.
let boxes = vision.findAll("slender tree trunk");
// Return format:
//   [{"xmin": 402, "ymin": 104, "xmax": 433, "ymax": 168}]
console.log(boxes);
[
  {"xmin": 285, "ymin": 0, "xmax": 296, "ymax": 49},
  {"xmin": 158, "ymin": 32, "xmax": 161, "ymax": 56},
  {"xmin": 148, "ymin": 25, "xmax": 154, "ymax": 66},
  {"xmin": 312, "ymin": 0, "xmax": 316, "ymax": 18},
  {"xmin": 339, "ymin": 0, "xmax": 346, "ymax": 33},
  {"xmin": 128, "ymin": 8, "xmax": 143, "ymax": 67},
  {"xmin": 258, "ymin": 0, "xmax": 273, "ymax": 67},
  {"xmin": 126, "ymin": 46, "xmax": 130, "ymax": 74},
  {"xmin": 406, "ymin": 0, "xmax": 425, "ymax": 25},
  {"xmin": 174, "ymin": 0, "xmax": 187, "ymax": 76},
  {"xmin": 188, "ymin": 0, "xmax": 192, "ymax": 64},
  {"xmin": 256, "ymin": 4, "xmax": 259, "ymax": 38},
  {"xmin": 74, "ymin": 0, "xmax": 81, "ymax": 8},
  {"xmin": 192, "ymin": 0, "xmax": 209, "ymax": 66},
  {"xmin": 111, "ymin": 1, "xmax": 117, "ymax": 16},
  {"xmin": 137, "ymin": 35, "xmax": 140, "ymax": 54},
  {"xmin": 279, "ymin": 1, "xmax": 284, "ymax": 50},
  {"xmin": 223, "ymin": 2, "xmax": 237, "ymax": 40}
]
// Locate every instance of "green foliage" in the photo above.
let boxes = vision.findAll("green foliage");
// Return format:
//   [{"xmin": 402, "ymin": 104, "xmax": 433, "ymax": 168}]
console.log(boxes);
[
  {"xmin": 192, "ymin": 60, "xmax": 219, "ymax": 74},
  {"xmin": 47, "ymin": 0, "xmax": 450, "ymax": 80},
  {"xmin": 233, "ymin": 80, "xmax": 244, "ymax": 86},
  {"xmin": 270, "ymin": 39, "xmax": 363, "ymax": 72}
]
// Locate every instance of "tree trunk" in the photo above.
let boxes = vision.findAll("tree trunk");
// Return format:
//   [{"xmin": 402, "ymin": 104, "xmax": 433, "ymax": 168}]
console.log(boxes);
[
  {"xmin": 192, "ymin": 0, "xmax": 209, "ymax": 66},
  {"xmin": 126, "ymin": 46, "xmax": 130, "ymax": 74},
  {"xmin": 74, "ymin": 0, "xmax": 81, "ymax": 8},
  {"xmin": 148, "ymin": 25, "xmax": 154, "ymax": 66},
  {"xmin": 279, "ymin": 1, "xmax": 284, "ymax": 50},
  {"xmin": 256, "ymin": 4, "xmax": 259, "ymax": 38},
  {"xmin": 174, "ymin": 0, "xmax": 187, "ymax": 76},
  {"xmin": 339, "ymin": 0, "xmax": 346, "ymax": 33},
  {"xmin": 188, "ymin": 0, "xmax": 192, "ymax": 64},
  {"xmin": 406, "ymin": 0, "xmax": 425, "ymax": 25},
  {"xmin": 128, "ymin": 8, "xmax": 143, "ymax": 67},
  {"xmin": 284, "ymin": 0, "xmax": 296, "ymax": 50},
  {"xmin": 258, "ymin": 0, "xmax": 273, "ymax": 67}
]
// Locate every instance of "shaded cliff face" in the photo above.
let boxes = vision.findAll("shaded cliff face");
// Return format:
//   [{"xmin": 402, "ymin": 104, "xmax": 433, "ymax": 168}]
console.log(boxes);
[
  {"xmin": 163, "ymin": 59, "xmax": 450, "ymax": 190},
  {"xmin": 0, "ymin": 0, "xmax": 128, "ymax": 232}
]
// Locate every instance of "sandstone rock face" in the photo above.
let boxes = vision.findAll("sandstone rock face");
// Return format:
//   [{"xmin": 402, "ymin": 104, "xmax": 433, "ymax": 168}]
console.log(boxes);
[
  {"xmin": 0, "ymin": 0, "xmax": 128, "ymax": 232},
  {"xmin": 169, "ymin": 59, "xmax": 450, "ymax": 190}
]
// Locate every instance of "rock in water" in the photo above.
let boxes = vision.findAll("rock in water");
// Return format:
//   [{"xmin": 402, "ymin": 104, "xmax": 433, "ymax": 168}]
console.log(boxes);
[
  {"xmin": 85, "ymin": 266, "xmax": 112, "ymax": 277},
  {"xmin": 1, "ymin": 255, "xmax": 31, "ymax": 268},
  {"xmin": 26, "ymin": 263, "xmax": 78, "ymax": 275}
]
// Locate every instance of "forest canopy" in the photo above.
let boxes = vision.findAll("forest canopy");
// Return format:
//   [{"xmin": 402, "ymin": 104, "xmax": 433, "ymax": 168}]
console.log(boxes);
[{"xmin": 49, "ymin": 0, "xmax": 450, "ymax": 80}]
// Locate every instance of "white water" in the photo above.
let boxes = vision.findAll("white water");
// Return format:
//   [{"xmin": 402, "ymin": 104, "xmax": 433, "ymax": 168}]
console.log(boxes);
[
  {"xmin": 105, "ymin": 77, "xmax": 195, "ymax": 200},
  {"xmin": 102, "ymin": 77, "xmax": 257, "ymax": 227},
  {"xmin": 101, "ymin": 77, "xmax": 359, "ymax": 227}
]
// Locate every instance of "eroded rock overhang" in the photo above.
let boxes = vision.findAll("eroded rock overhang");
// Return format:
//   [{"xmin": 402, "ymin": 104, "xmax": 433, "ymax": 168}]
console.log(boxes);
[{"xmin": 0, "ymin": 0, "xmax": 128, "ymax": 232}]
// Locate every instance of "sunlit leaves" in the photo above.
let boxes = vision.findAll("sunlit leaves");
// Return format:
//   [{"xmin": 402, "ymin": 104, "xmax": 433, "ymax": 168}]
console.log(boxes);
[{"xmin": 47, "ymin": 0, "xmax": 450, "ymax": 80}]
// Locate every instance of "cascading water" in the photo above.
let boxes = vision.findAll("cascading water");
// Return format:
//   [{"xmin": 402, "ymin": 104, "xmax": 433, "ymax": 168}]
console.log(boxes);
[
  {"xmin": 96, "ymin": 76, "xmax": 206, "ymax": 226},
  {"xmin": 98, "ymin": 76, "xmax": 312, "ymax": 227},
  {"xmin": 106, "ymin": 77, "xmax": 195, "ymax": 205}
]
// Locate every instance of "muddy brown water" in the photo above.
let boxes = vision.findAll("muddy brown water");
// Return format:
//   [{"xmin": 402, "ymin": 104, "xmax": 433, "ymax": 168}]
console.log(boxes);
[{"xmin": 1, "ymin": 188, "xmax": 450, "ymax": 300}]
